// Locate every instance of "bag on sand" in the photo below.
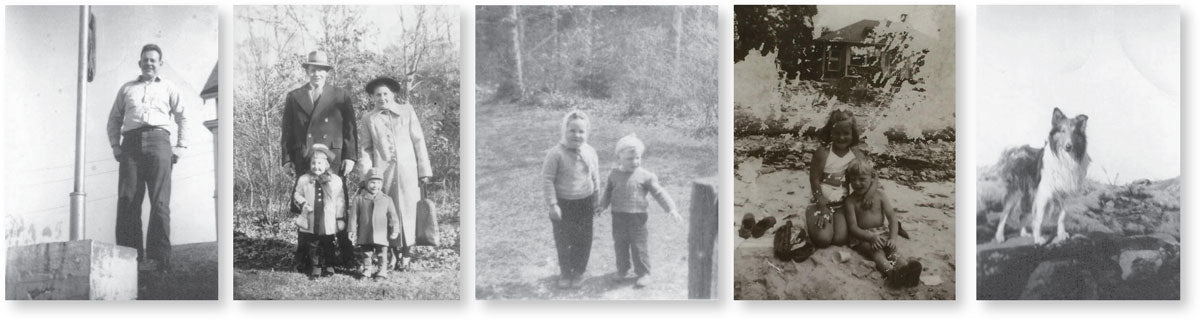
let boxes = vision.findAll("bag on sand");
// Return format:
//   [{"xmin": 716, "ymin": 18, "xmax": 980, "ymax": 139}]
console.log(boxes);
[
  {"xmin": 773, "ymin": 220, "xmax": 816, "ymax": 263},
  {"xmin": 415, "ymin": 183, "xmax": 440, "ymax": 246},
  {"xmin": 773, "ymin": 220, "xmax": 795, "ymax": 260}
]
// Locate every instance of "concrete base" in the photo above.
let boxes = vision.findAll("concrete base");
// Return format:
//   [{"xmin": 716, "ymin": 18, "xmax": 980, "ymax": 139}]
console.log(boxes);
[{"xmin": 6, "ymin": 240, "xmax": 138, "ymax": 300}]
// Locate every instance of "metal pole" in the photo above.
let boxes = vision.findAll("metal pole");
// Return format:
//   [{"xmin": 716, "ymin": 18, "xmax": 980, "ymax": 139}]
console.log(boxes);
[{"xmin": 69, "ymin": 5, "xmax": 90, "ymax": 241}]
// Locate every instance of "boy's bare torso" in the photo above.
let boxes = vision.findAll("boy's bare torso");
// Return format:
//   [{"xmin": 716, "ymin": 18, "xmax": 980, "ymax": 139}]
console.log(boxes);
[{"xmin": 850, "ymin": 188, "xmax": 887, "ymax": 230}]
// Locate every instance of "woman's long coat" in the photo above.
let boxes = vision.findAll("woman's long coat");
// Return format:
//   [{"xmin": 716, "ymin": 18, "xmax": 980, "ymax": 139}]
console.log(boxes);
[{"xmin": 358, "ymin": 102, "xmax": 432, "ymax": 248}]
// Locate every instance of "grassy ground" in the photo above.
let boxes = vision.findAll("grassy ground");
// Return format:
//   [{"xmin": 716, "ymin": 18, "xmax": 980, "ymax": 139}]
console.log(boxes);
[
  {"xmin": 233, "ymin": 198, "xmax": 462, "ymax": 300},
  {"xmin": 475, "ymin": 103, "xmax": 718, "ymax": 300},
  {"xmin": 139, "ymin": 242, "xmax": 218, "ymax": 300}
]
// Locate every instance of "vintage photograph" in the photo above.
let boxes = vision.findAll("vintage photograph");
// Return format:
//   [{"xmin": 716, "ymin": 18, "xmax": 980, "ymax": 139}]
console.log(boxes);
[
  {"xmin": 233, "ymin": 5, "xmax": 460, "ymax": 300},
  {"xmin": 475, "ymin": 6, "xmax": 718, "ymax": 300},
  {"xmin": 5, "ymin": 6, "xmax": 218, "ymax": 300},
  {"xmin": 733, "ymin": 5, "xmax": 955, "ymax": 300},
  {"xmin": 976, "ymin": 5, "xmax": 1180, "ymax": 300}
]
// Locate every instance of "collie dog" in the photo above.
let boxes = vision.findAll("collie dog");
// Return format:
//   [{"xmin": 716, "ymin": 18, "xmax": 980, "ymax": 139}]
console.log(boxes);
[{"xmin": 992, "ymin": 108, "xmax": 1090, "ymax": 245}]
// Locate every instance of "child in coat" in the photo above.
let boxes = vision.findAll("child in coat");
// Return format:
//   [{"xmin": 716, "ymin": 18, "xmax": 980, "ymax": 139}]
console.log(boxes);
[
  {"xmin": 293, "ymin": 143, "xmax": 346, "ymax": 280},
  {"xmin": 348, "ymin": 170, "xmax": 401, "ymax": 279}
]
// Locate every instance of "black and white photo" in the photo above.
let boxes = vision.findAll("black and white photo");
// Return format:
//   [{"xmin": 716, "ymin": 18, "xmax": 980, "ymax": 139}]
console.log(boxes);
[
  {"xmin": 5, "ymin": 5, "xmax": 218, "ymax": 300},
  {"xmin": 733, "ymin": 5, "xmax": 956, "ymax": 300},
  {"xmin": 475, "ymin": 5, "xmax": 718, "ymax": 300},
  {"xmin": 975, "ymin": 5, "xmax": 1180, "ymax": 300},
  {"xmin": 233, "ymin": 5, "xmax": 461, "ymax": 300}
]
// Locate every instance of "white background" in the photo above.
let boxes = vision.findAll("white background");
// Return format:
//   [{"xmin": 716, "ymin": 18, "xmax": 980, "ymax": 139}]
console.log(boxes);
[{"xmin": 1, "ymin": 0, "xmax": 1196, "ymax": 319}]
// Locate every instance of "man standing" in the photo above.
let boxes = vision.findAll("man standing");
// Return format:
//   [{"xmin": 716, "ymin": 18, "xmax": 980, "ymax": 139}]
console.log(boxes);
[
  {"xmin": 107, "ymin": 43, "xmax": 187, "ymax": 272},
  {"xmin": 281, "ymin": 50, "xmax": 358, "ymax": 271}
]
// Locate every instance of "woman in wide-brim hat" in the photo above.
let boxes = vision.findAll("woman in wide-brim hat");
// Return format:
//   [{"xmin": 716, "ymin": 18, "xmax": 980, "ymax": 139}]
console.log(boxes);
[{"xmin": 357, "ymin": 76, "xmax": 432, "ymax": 270}]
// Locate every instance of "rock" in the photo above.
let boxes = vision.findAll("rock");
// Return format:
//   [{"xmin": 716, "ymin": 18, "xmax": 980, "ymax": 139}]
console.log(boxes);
[
  {"xmin": 1118, "ymin": 250, "xmax": 1163, "ymax": 281},
  {"xmin": 1123, "ymin": 222, "xmax": 1144, "ymax": 235},
  {"xmin": 1020, "ymin": 259, "xmax": 1099, "ymax": 300},
  {"xmin": 837, "ymin": 251, "xmax": 852, "ymax": 263},
  {"xmin": 920, "ymin": 274, "xmax": 943, "ymax": 286}
]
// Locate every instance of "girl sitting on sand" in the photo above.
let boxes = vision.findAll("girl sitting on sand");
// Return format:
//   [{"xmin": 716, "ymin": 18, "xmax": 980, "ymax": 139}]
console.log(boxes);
[{"xmin": 805, "ymin": 110, "xmax": 867, "ymax": 248}]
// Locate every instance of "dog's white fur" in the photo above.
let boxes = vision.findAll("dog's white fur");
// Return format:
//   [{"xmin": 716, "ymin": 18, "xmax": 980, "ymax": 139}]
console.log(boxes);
[
  {"xmin": 992, "ymin": 108, "xmax": 1089, "ymax": 245},
  {"xmin": 1029, "ymin": 140, "xmax": 1089, "ymax": 244}
]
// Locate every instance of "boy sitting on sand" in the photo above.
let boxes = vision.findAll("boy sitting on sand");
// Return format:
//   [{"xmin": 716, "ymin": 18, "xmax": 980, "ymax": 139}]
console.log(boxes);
[{"xmin": 843, "ymin": 160, "xmax": 921, "ymax": 288}]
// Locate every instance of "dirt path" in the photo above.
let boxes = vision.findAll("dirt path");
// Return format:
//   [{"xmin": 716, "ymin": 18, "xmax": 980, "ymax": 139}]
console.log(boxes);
[{"xmin": 734, "ymin": 165, "xmax": 955, "ymax": 300}]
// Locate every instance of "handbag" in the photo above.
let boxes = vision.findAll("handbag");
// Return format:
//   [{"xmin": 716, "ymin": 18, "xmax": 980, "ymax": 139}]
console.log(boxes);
[{"xmin": 414, "ymin": 180, "xmax": 440, "ymax": 246}]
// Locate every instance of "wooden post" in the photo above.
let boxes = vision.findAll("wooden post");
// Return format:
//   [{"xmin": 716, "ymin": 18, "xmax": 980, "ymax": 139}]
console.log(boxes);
[{"xmin": 688, "ymin": 179, "xmax": 718, "ymax": 299}]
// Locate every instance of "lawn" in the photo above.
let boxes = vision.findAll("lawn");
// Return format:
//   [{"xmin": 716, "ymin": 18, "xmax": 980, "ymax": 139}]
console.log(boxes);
[
  {"xmin": 233, "ymin": 199, "xmax": 462, "ymax": 300},
  {"xmin": 475, "ymin": 103, "xmax": 718, "ymax": 300}
]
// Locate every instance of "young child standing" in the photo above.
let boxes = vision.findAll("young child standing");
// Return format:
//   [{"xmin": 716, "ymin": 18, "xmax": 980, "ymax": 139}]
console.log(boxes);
[
  {"xmin": 843, "ymin": 160, "xmax": 922, "ymax": 288},
  {"xmin": 347, "ymin": 170, "xmax": 400, "ymax": 279},
  {"xmin": 806, "ymin": 110, "xmax": 867, "ymax": 247},
  {"xmin": 293, "ymin": 143, "xmax": 346, "ymax": 280},
  {"xmin": 595, "ymin": 133, "xmax": 680, "ymax": 289},
  {"xmin": 542, "ymin": 110, "xmax": 601, "ymax": 290}
]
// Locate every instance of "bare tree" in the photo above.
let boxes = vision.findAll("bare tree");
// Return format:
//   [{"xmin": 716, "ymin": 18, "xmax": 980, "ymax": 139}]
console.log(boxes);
[{"xmin": 510, "ymin": 6, "xmax": 525, "ymax": 100}]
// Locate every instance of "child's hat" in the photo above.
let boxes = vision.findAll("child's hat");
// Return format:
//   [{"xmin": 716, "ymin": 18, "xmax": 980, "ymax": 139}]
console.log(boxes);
[
  {"xmin": 365, "ymin": 169, "xmax": 385, "ymax": 181},
  {"xmin": 308, "ymin": 143, "xmax": 336, "ymax": 160}
]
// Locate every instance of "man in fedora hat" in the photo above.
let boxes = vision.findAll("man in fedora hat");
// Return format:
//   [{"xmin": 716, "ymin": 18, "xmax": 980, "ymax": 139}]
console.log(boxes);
[
  {"xmin": 107, "ymin": 43, "xmax": 189, "ymax": 272},
  {"xmin": 281, "ymin": 50, "xmax": 358, "ymax": 271}
]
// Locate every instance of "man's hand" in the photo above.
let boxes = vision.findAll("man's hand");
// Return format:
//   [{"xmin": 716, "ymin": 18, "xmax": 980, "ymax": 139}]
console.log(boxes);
[
  {"xmin": 283, "ymin": 161, "xmax": 294, "ymax": 173},
  {"xmin": 112, "ymin": 147, "xmax": 124, "ymax": 162},
  {"xmin": 548, "ymin": 204, "xmax": 562, "ymax": 222},
  {"xmin": 389, "ymin": 232, "xmax": 399, "ymax": 240},
  {"xmin": 348, "ymin": 232, "xmax": 357, "ymax": 241},
  {"xmin": 172, "ymin": 146, "xmax": 186, "ymax": 164},
  {"xmin": 342, "ymin": 159, "xmax": 356, "ymax": 176},
  {"xmin": 594, "ymin": 206, "xmax": 606, "ymax": 216}
]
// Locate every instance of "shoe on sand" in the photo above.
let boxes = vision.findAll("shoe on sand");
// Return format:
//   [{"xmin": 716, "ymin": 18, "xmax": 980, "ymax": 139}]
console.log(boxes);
[
  {"xmin": 752, "ymin": 216, "xmax": 776, "ymax": 238},
  {"xmin": 739, "ymin": 214, "xmax": 756, "ymax": 239},
  {"xmin": 885, "ymin": 259, "xmax": 923, "ymax": 288}
]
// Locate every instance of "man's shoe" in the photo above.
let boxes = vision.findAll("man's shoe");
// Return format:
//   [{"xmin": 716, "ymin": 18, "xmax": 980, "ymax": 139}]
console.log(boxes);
[
  {"xmin": 138, "ymin": 259, "xmax": 162, "ymax": 272},
  {"xmin": 633, "ymin": 274, "xmax": 652, "ymax": 288}
]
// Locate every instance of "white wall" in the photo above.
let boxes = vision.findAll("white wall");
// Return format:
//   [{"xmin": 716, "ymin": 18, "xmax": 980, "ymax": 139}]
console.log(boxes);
[{"xmin": 4, "ymin": 6, "xmax": 218, "ymax": 247}]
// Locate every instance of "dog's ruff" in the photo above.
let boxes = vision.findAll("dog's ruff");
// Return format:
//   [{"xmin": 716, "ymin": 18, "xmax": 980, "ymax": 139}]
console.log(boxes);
[{"xmin": 992, "ymin": 108, "xmax": 1089, "ymax": 245}]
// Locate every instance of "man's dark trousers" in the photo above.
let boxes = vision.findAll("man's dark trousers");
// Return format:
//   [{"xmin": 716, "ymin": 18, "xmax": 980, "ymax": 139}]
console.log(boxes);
[{"xmin": 115, "ymin": 127, "xmax": 173, "ymax": 267}]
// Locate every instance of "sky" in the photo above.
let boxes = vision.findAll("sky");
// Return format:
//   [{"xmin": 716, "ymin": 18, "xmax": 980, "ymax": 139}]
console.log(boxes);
[
  {"xmin": 5, "ymin": 6, "xmax": 218, "ymax": 246},
  {"xmin": 976, "ymin": 6, "xmax": 1180, "ymax": 183},
  {"xmin": 813, "ymin": 5, "xmax": 944, "ymax": 41}
]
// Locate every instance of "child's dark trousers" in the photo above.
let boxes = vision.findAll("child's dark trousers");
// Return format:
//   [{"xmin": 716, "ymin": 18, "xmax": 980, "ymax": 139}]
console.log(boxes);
[
  {"xmin": 611, "ymin": 212, "xmax": 650, "ymax": 276},
  {"xmin": 551, "ymin": 195, "xmax": 595, "ymax": 279}
]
